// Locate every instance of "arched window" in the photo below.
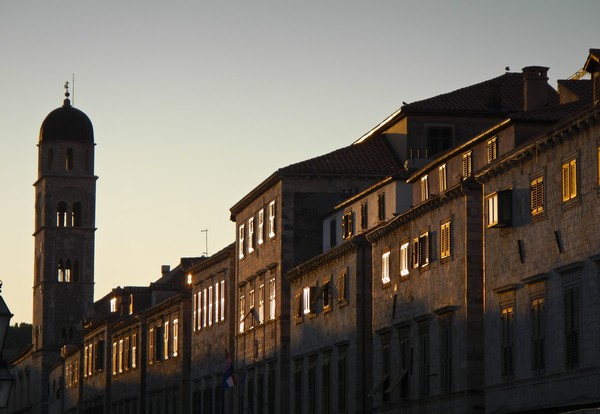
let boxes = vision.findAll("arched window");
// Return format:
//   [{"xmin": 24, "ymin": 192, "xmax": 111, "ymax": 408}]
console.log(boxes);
[
  {"xmin": 73, "ymin": 259, "xmax": 80, "ymax": 282},
  {"xmin": 66, "ymin": 148, "xmax": 74, "ymax": 171},
  {"xmin": 71, "ymin": 202, "xmax": 82, "ymax": 227},
  {"xmin": 57, "ymin": 259, "xmax": 65, "ymax": 282},
  {"xmin": 65, "ymin": 259, "xmax": 72, "ymax": 282},
  {"xmin": 57, "ymin": 202, "xmax": 67, "ymax": 227}
]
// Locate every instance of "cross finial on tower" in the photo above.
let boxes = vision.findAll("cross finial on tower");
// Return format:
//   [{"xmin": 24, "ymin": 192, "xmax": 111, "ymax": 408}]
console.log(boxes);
[{"xmin": 63, "ymin": 81, "xmax": 71, "ymax": 106}]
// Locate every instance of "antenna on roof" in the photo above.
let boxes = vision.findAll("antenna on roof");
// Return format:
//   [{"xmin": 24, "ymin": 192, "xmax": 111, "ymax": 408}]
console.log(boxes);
[
  {"xmin": 201, "ymin": 228, "xmax": 209, "ymax": 256},
  {"xmin": 72, "ymin": 73, "xmax": 75, "ymax": 105}
]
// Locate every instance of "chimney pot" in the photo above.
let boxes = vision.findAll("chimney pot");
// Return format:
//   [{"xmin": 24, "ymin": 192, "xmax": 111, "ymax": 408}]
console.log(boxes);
[
  {"xmin": 523, "ymin": 66, "xmax": 550, "ymax": 111},
  {"xmin": 161, "ymin": 265, "xmax": 170, "ymax": 275}
]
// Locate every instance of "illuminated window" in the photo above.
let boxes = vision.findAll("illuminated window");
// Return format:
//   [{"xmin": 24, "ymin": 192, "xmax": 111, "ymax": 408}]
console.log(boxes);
[
  {"xmin": 421, "ymin": 175, "xmax": 429, "ymax": 202},
  {"xmin": 342, "ymin": 211, "xmax": 353, "ymax": 239},
  {"xmin": 208, "ymin": 286, "xmax": 213, "ymax": 326},
  {"xmin": 487, "ymin": 137, "xmax": 498, "ymax": 163},
  {"xmin": 462, "ymin": 151, "xmax": 472, "ymax": 179},
  {"xmin": 303, "ymin": 287, "xmax": 315, "ymax": 315},
  {"xmin": 531, "ymin": 176, "xmax": 544, "ymax": 216},
  {"xmin": 440, "ymin": 221, "xmax": 451, "ymax": 259},
  {"xmin": 148, "ymin": 327, "xmax": 154, "ymax": 365},
  {"xmin": 84, "ymin": 345, "xmax": 88, "ymax": 378},
  {"xmin": 112, "ymin": 341, "xmax": 117, "ymax": 375},
  {"xmin": 360, "ymin": 202, "xmax": 368, "ymax": 230},
  {"xmin": 400, "ymin": 242, "xmax": 409, "ymax": 277},
  {"xmin": 238, "ymin": 224, "xmax": 245, "ymax": 259},
  {"xmin": 131, "ymin": 332, "xmax": 137, "ymax": 369},
  {"xmin": 193, "ymin": 292, "xmax": 198, "ymax": 331},
  {"xmin": 269, "ymin": 278, "xmax": 276, "ymax": 320},
  {"xmin": 164, "ymin": 321, "xmax": 170, "ymax": 360},
  {"xmin": 110, "ymin": 298, "xmax": 117, "ymax": 313},
  {"xmin": 118, "ymin": 339, "xmax": 124, "ymax": 373},
  {"xmin": 258, "ymin": 209, "xmax": 265, "ymax": 245},
  {"xmin": 561, "ymin": 159, "xmax": 577, "ymax": 202},
  {"xmin": 239, "ymin": 294, "xmax": 245, "ymax": 333},
  {"xmin": 486, "ymin": 190, "xmax": 512, "ymax": 228},
  {"xmin": 439, "ymin": 164, "xmax": 447, "ymax": 192},
  {"xmin": 382, "ymin": 251, "xmax": 391, "ymax": 284},
  {"xmin": 258, "ymin": 284, "xmax": 265, "ymax": 324},
  {"xmin": 124, "ymin": 336, "xmax": 130, "ymax": 371},
  {"xmin": 220, "ymin": 280, "xmax": 226, "ymax": 321},
  {"xmin": 202, "ymin": 288, "xmax": 207, "ymax": 328},
  {"xmin": 173, "ymin": 319, "xmax": 179, "ymax": 357},
  {"xmin": 249, "ymin": 289, "xmax": 255, "ymax": 328},
  {"xmin": 248, "ymin": 217, "xmax": 255, "ymax": 254},
  {"xmin": 268, "ymin": 200, "xmax": 276, "ymax": 238}
]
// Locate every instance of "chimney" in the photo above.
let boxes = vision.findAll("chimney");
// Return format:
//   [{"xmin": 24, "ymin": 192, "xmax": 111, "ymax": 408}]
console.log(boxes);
[
  {"xmin": 523, "ymin": 66, "xmax": 549, "ymax": 111},
  {"xmin": 161, "ymin": 265, "xmax": 170, "ymax": 276}
]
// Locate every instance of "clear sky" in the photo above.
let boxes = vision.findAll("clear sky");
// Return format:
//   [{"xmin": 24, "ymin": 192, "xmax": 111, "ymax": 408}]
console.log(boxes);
[{"xmin": 1, "ymin": 0, "xmax": 598, "ymax": 324}]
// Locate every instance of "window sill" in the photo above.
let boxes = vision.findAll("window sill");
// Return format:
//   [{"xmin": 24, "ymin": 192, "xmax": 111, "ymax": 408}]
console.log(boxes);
[
  {"xmin": 562, "ymin": 197, "xmax": 580, "ymax": 212},
  {"xmin": 530, "ymin": 212, "xmax": 546, "ymax": 223}
]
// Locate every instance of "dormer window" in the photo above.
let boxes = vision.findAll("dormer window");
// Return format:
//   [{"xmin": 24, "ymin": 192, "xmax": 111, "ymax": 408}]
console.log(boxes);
[
  {"xmin": 439, "ymin": 164, "xmax": 447, "ymax": 192},
  {"xmin": 462, "ymin": 151, "xmax": 472, "ymax": 179},
  {"xmin": 487, "ymin": 137, "xmax": 498, "ymax": 164},
  {"xmin": 110, "ymin": 298, "xmax": 117, "ymax": 313},
  {"xmin": 420, "ymin": 175, "xmax": 429, "ymax": 202}
]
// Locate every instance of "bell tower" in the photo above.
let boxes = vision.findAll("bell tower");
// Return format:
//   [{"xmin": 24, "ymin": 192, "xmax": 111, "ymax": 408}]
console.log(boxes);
[{"xmin": 32, "ymin": 83, "xmax": 97, "ymax": 358}]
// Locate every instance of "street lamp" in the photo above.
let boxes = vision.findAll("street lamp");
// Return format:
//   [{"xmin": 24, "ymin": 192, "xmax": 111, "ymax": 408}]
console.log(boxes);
[{"xmin": 0, "ymin": 281, "xmax": 14, "ymax": 408}]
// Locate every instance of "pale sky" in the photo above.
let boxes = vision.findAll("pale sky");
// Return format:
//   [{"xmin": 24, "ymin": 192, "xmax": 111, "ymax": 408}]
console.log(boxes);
[{"xmin": 1, "ymin": 0, "xmax": 598, "ymax": 324}]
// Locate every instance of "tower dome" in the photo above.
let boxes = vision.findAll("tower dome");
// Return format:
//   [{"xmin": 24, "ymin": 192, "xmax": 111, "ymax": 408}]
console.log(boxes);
[{"xmin": 39, "ymin": 86, "xmax": 94, "ymax": 143}]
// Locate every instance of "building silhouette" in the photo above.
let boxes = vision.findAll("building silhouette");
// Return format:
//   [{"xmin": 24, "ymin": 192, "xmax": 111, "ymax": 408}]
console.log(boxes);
[{"xmin": 7, "ymin": 49, "xmax": 600, "ymax": 414}]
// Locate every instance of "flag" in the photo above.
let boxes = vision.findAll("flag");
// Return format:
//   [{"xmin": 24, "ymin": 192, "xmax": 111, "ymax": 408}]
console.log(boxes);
[{"xmin": 222, "ymin": 349, "xmax": 236, "ymax": 389}]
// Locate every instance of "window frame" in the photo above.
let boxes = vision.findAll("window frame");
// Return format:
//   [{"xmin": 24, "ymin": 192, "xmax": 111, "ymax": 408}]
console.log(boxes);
[
  {"xmin": 400, "ymin": 241, "xmax": 409, "ymax": 277},
  {"xmin": 561, "ymin": 158, "xmax": 578, "ymax": 203},
  {"xmin": 268, "ymin": 200, "xmax": 276, "ymax": 239},
  {"xmin": 440, "ymin": 221, "xmax": 451, "ymax": 259},
  {"xmin": 487, "ymin": 136, "xmax": 498, "ymax": 164},
  {"xmin": 238, "ymin": 224, "xmax": 245, "ymax": 259},
  {"xmin": 530, "ymin": 176, "xmax": 544, "ymax": 217},
  {"xmin": 439, "ymin": 164, "xmax": 447, "ymax": 193},
  {"xmin": 381, "ymin": 250, "xmax": 391, "ymax": 285},
  {"xmin": 462, "ymin": 151, "xmax": 472, "ymax": 179},
  {"xmin": 420, "ymin": 175, "xmax": 429, "ymax": 202},
  {"xmin": 342, "ymin": 211, "xmax": 353, "ymax": 239}
]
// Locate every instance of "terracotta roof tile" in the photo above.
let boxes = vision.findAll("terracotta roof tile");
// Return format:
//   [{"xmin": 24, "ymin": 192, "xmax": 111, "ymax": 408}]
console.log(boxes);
[
  {"xmin": 404, "ymin": 72, "xmax": 558, "ymax": 114},
  {"xmin": 279, "ymin": 134, "xmax": 404, "ymax": 177}
]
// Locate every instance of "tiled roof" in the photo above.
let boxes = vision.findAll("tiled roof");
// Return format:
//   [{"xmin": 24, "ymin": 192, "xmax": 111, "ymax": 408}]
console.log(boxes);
[
  {"xmin": 279, "ymin": 134, "xmax": 404, "ymax": 177},
  {"xmin": 403, "ymin": 72, "xmax": 558, "ymax": 114},
  {"xmin": 510, "ymin": 100, "xmax": 590, "ymax": 122},
  {"xmin": 558, "ymin": 79, "xmax": 592, "ymax": 103}
]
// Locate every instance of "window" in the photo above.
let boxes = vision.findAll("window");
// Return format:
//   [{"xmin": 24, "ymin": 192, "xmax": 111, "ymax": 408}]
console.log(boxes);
[
  {"xmin": 238, "ymin": 224, "xmax": 245, "ymax": 259},
  {"xmin": 440, "ymin": 221, "xmax": 451, "ymax": 259},
  {"xmin": 531, "ymin": 298, "xmax": 545, "ymax": 374},
  {"xmin": 220, "ymin": 280, "xmax": 226, "ymax": 322},
  {"xmin": 148, "ymin": 327, "xmax": 154, "ymax": 364},
  {"xmin": 486, "ymin": 190, "xmax": 512, "ymax": 228},
  {"xmin": 381, "ymin": 251, "xmax": 391, "ymax": 284},
  {"xmin": 564, "ymin": 286, "xmax": 580, "ymax": 369},
  {"xmin": 462, "ymin": 151, "xmax": 472, "ymax": 179},
  {"xmin": 268, "ymin": 200, "xmax": 276, "ymax": 238},
  {"xmin": 203, "ymin": 288, "xmax": 208, "ymax": 328},
  {"xmin": 337, "ymin": 352, "xmax": 347, "ymax": 412},
  {"xmin": 329, "ymin": 219, "xmax": 337, "ymax": 247},
  {"xmin": 439, "ymin": 164, "xmax": 447, "ymax": 192},
  {"xmin": 487, "ymin": 137, "xmax": 498, "ymax": 163},
  {"xmin": 294, "ymin": 292, "xmax": 303, "ymax": 320},
  {"xmin": 419, "ymin": 328, "xmax": 430, "ymax": 397},
  {"xmin": 239, "ymin": 294, "xmax": 245, "ymax": 333},
  {"xmin": 427, "ymin": 125, "xmax": 453, "ymax": 156},
  {"xmin": 303, "ymin": 287, "xmax": 315, "ymax": 315},
  {"xmin": 208, "ymin": 285, "xmax": 213, "ymax": 326},
  {"xmin": 360, "ymin": 202, "xmax": 368, "ymax": 230},
  {"xmin": 322, "ymin": 359, "xmax": 331, "ymax": 414},
  {"xmin": 71, "ymin": 202, "xmax": 82, "ymax": 227},
  {"xmin": 400, "ymin": 242, "xmax": 409, "ymax": 276},
  {"xmin": 164, "ymin": 321, "xmax": 169, "ymax": 360},
  {"xmin": 308, "ymin": 360, "xmax": 316, "ymax": 413},
  {"xmin": 562, "ymin": 158, "xmax": 577, "ymax": 202},
  {"xmin": 258, "ymin": 209, "xmax": 265, "ymax": 245},
  {"xmin": 110, "ymin": 297, "xmax": 117, "ymax": 313},
  {"xmin": 124, "ymin": 336, "xmax": 130, "ymax": 371},
  {"xmin": 84, "ymin": 345, "xmax": 88, "ymax": 378},
  {"xmin": 411, "ymin": 238, "xmax": 419, "ymax": 269},
  {"xmin": 531, "ymin": 176, "xmax": 544, "ymax": 216},
  {"xmin": 131, "ymin": 333, "xmax": 137, "ymax": 368},
  {"xmin": 193, "ymin": 291, "xmax": 198, "ymax": 331},
  {"xmin": 377, "ymin": 193, "xmax": 386, "ymax": 221},
  {"xmin": 294, "ymin": 361, "xmax": 303, "ymax": 414},
  {"xmin": 196, "ymin": 291, "xmax": 202, "ymax": 330},
  {"xmin": 342, "ymin": 211, "xmax": 353, "ymax": 239},
  {"xmin": 66, "ymin": 148, "xmax": 74, "ymax": 171},
  {"xmin": 258, "ymin": 284, "xmax": 265, "ymax": 324},
  {"xmin": 322, "ymin": 281, "xmax": 331, "ymax": 311},
  {"xmin": 337, "ymin": 271, "xmax": 347, "ymax": 303},
  {"xmin": 249, "ymin": 289, "xmax": 255, "ymax": 328},
  {"xmin": 112, "ymin": 341, "xmax": 117, "ymax": 375},
  {"xmin": 420, "ymin": 175, "xmax": 429, "ymax": 202},
  {"xmin": 56, "ymin": 202, "xmax": 67, "ymax": 227},
  {"xmin": 418, "ymin": 232, "xmax": 429, "ymax": 268},
  {"xmin": 439, "ymin": 319, "xmax": 452, "ymax": 393},
  {"xmin": 501, "ymin": 306, "xmax": 514, "ymax": 379},
  {"xmin": 248, "ymin": 217, "xmax": 255, "ymax": 253},
  {"xmin": 172, "ymin": 319, "xmax": 178, "ymax": 357},
  {"xmin": 118, "ymin": 339, "xmax": 124, "ymax": 373},
  {"xmin": 269, "ymin": 278, "xmax": 276, "ymax": 320}
]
